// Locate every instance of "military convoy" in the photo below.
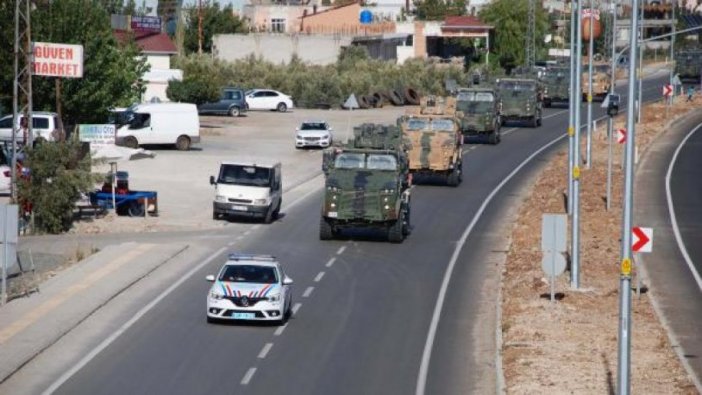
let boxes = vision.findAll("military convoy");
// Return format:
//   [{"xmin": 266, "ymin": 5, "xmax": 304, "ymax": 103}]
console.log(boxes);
[
  {"xmin": 675, "ymin": 49, "xmax": 702, "ymax": 82},
  {"xmin": 399, "ymin": 96, "xmax": 463, "ymax": 186},
  {"xmin": 581, "ymin": 63, "xmax": 611, "ymax": 101},
  {"xmin": 456, "ymin": 88, "xmax": 502, "ymax": 145},
  {"xmin": 496, "ymin": 78, "xmax": 543, "ymax": 127},
  {"xmin": 319, "ymin": 124, "xmax": 411, "ymax": 243},
  {"xmin": 541, "ymin": 66, "xmax": 570, "ymax": 107}
]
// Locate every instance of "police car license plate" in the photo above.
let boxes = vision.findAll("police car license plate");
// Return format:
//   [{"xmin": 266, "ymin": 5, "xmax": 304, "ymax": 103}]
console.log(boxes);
[
  {"xmin": 231, "ymin": 205, "xmax": 248, "ymax": 211},
  {"xmin": 233, "ymin": 312, "xmax": 255, "ymax": 319}
]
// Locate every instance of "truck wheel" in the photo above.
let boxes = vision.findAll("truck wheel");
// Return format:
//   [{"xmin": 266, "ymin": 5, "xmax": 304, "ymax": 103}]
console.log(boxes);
[
  {"xmin": 402, "ymin": 205, "xmax": 411, "ymax": 236},
  {"xmin": 489, "ymin": 131, "xmax": 498, "ymax": 145},
  {"xmin": 531, "ymin": 115, "xmax": 539, "ymax": 128},
  {"xmin": 537, "ymin": 111, "xmax": 543, "ymax": 127},
  {"xmin": 264, "ymin": 204, "xmax": 275, "ymax": 224},
  {"xmin": 447, "ymin": 169, "xmax": 460, "ymax": 187},
  {"xmin": 388, "ymin": 215, "xmax": 404, "ymax": 243},
  {"xmin": 319, "ymin": 217, "xmax": 334, "ymax": 240},
  {"xmin": 272, "ymin": 198, "xmax": 281, "ymax": 220},
  {"xmin": 228, "ymin": 106, "xmax": 240, "ymax": 117},
  {"xmin": 213, "ymin": 211, "xmax": 219, "ymax": 220},
  {"xmin": 176, "ymin": 135, "xmax": 191, "ymax": 151},
  {"xmin": 544, "ymin": 99, "xmax": 551, "ymax": 108},
  {"xmin": 124, "ymin": 136, "xmax": 138, "ymax": 149}
]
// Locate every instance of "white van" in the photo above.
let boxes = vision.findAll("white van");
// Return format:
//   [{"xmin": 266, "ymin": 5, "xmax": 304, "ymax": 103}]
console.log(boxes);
[
  {"xmin": 210, "ymin": 160, "xmax": 282, "ymax": 223},
  {"xmin": 116, "ymin": 103, "xmax": 200, "ymax": 150},
  {"xmin": 0, "ymin": 112, "xmax": 61, "ymax": 142}
]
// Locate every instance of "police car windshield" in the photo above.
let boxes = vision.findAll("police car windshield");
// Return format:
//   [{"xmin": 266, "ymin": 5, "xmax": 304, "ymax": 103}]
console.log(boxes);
[
  {"xmin": 219, "ymin": 265, "xmax": 278, "ymax": 284},
  {"xmin": 218, "ymin": 164, "xmax": 272, "ymax": 187}
]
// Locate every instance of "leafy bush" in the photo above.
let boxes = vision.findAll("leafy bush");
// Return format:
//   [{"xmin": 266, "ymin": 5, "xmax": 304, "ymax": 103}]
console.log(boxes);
[
  {"xmin": 170, "ymin": 48, "xmax": 468, "ymax": 108},
  {"xmin": 18, "ymin": 139, "xmax": 97, "ymax": 234}
]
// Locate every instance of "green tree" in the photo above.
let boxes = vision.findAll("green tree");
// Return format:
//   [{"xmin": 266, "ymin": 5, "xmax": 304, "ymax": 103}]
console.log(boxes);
[
  {"xmin": 414, "ymin": 0, "xmax": 466, "ymax": 21},
  {"xmin": 183, "ymin": 1, "xmax": 247, "ymax": 54},
  {"xmin": 479, "ymin": 0, "xmax": 549, "ymax": 68},
  {"xmin": 18, "ymin": 139, "xmax": 97, "ymax": 234},
  {"xmin": 0, "ymin": 0, "xmax": 149, "ymax": 127}
]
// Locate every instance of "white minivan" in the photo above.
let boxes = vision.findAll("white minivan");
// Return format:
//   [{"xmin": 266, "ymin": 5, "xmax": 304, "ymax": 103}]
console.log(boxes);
[
  {"xmin": 116, "ymin": 103, "xmax": 200, "ymax": 151},
  {"xmin": 0, "ymin": 112, "xmax": 62, "ymax": 143},
  {"xmin": 210, "ymin": 160, "xmax": 282, "ymax": 223}
]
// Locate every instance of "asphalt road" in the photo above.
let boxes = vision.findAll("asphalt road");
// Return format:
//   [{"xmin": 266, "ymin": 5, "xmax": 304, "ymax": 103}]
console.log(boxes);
[
  {"xmin": 49, "ymin": 73, "xmax": 671, "ymax": 395},
  {"xmin": 636, "ymin": 110, "xmax": 702, "ymax": 390}
]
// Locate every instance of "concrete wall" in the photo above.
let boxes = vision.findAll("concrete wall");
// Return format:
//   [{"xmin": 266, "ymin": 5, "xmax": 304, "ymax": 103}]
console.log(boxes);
[
  {"xmin": 213, "ymin": 34, "xmax": 353, "ymax": 65},
  {"xmin": 146, "ymin": 54, "xmax": 170, "ymax": 70}
]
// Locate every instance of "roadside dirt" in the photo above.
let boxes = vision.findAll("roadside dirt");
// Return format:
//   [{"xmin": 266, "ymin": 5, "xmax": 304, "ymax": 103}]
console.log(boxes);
[{"xmin": 502, "ymin": 95, "xmax": 701, "ymax": 394}]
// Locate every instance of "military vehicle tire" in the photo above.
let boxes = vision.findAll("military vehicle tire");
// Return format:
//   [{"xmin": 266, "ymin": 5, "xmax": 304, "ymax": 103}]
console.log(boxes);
[
  {"xmin": 447, "ymin": 169, "xmax": 460, "ymax": 187},
  {"xmin": 531, "ymin": 115, "xmax": 539, "ymax": 128},
  {"xmin": 489, "ymin": 131, "xmax": 499, "ymax": 145},
  {"xmin": 537, "ymin": 112, "xmax": 543, "ymax": 127},
  {"xmin": 544, "ymin": 99, "xmax": 552, "ymax": 108},
  {"xmin": 320, "ymin": 217, "xmax": 334, "ymax": 240},
  {"xmin": 388, "ymin": 216, "xmax": 404, "ymax": 243}
]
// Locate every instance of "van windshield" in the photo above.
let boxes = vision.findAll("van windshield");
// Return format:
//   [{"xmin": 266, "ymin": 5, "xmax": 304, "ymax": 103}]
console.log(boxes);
[{"xmin": 218, "ymin": 164, "xmax": 272, "ymax": 187}]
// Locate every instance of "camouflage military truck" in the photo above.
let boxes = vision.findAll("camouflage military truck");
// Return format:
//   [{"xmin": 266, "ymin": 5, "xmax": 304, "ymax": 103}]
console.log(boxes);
[
  {"xmin": 495, "ymin": 78, "xmax": 543, "ymax": 128},
  {"xmin": 400, "ymin": 96, "xmax": 463, "ymax": 186},
  {"xmin": 319, "ymin": 123, "xmax": 411, "ymax": 243},
  {"xmin": 581, "ymin": 63, "xmax": 611, "ymax": 101},
  {"xmin": 541, "ymin": 66, "xmax": 570, "ymax": 107},
  {"xmin": 675, "ymin": 49, "xmax": 702, "ymax": 82},
  {"xmin": 456, "ymin": 88, "xmax": 501, "ymax": 145}
]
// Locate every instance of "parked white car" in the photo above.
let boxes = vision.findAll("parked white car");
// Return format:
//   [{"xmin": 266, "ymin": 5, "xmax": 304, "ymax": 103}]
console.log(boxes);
[
  {"xmin": 295, "ymin": 121, "xmax": 333, "ymax": 149},
  {"xmin": 0, "ymin": 112, "xmax": 61, "ymax": 143},
  {"xmin": 245, "ymin": 89, "xmax": 293, "ymax": 112},
  {"xmin": 206, "ymin": 254, "xmax": 293, "ymax": 324}
]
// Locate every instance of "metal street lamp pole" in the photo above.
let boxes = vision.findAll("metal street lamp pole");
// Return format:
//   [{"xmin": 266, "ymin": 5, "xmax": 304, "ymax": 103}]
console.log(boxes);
[
  {"xmin": 617, "ymin": 0, "xmax": 640, "ymax": 393},
  {"xmin": 568, "ymin": 0, "xmax": 577, "ymax": 215},
  {"xmin": 606, "ymin": 0, "xmax": 617, "ymax": 212},
  {"xmin": 637, "ymin": 0, "xmax": 644, "ymax": 123},
  {"xmin": 586, "ymin": 0, "xmax": 595, "ymax": 168},
  {"xmin": 572, "ymin": 0, "xmax": 584, "ymax": 289}
]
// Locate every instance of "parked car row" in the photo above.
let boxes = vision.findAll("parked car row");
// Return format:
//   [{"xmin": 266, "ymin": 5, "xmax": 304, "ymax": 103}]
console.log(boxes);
[{"xmin": 197, "ymin": 87, "xmax": 294, "ymax": 117}]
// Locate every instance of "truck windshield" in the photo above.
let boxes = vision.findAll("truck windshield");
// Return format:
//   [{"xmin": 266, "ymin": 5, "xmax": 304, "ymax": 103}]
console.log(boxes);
[
  {"xmin": 430, "ymin": 119, "xmax": 455, "ymax": 131},
  {"xmin": 367, "ymin": 154, "xmax": 397, "ymax": 170},
  {"xmin": 499, "ymin": 82, "xmax": 535, "ymax": 92},
  {"xmin": 457, "ymin": 100, "xmax": 493, "ymax": 114},
  {"xmin": 334, "ymin": 153, "xmax": 365, "ymax": 169},
  {"xmin": 218, "ymin": 164, "xmax": 272, "ymax": 187}
]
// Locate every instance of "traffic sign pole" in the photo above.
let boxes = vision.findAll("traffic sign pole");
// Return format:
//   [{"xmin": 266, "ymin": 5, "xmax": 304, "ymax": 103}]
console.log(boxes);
[
  {"xmin": 568, "ymin": 0, "xmax": 577, "ymax": 216},
  {"xmin": 607, "ymin": 0, "xmax": 618, "ymax": 212},
  {"xmin": 618, "ymin": 0, "xmax": 640, "ymax": 392},
  {"xmin": 586, "ymin": 2, "xmax": 595, "ymax": 169}
]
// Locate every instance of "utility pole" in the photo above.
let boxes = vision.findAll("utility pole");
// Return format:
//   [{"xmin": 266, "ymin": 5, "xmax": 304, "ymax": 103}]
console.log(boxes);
[
  {"xmin": 197, "ymin": 0, "xmax": 203, "ymax": 54},
  {"xmin": 568, "ymin": 0, "xmax": 577, "ymax": 216},
  {"xmin": 526, "ymin": 0, "xmax": 536, "ymax": 68},
  {"xmin": 618, "ymin": 0, "xmax": 640, "ymax": 392},
  {"xmin": 572, "ymin": 0, "xmax": 584, "ymax": 289},
  {"xmin": 606, "ymin": 0, "xmax": 617, "ymax": 212},
  {"xmin": 585, "ymin": 0, "xmax": 595, "ymax": 168},
  {"xmin": 11, "ymin": 0, "xmax": 33, "ymax": 204},
  {"xmin": 670, "ymin": 0, "xmax": 676, "ymax": 99},
  {"xmin": 637, "ymin": 0, "xmax": 644, "ymax": 123}
]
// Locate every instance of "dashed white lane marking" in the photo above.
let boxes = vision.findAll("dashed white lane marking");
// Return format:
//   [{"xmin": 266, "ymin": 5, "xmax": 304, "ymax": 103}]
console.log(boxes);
[
  {"xmin": 241, "ymin": 367, "xmax": 257, "ymax": 385},
  {"xmin": 252, "ymin": 225, "xmax": 261, "ymax": 230},
  {"xmin": 292, "ymin": 303, "xmax": 302, "ymax": 315},
  {"xmin": 274, "ymin": 323, "xmax": 287, "ymax": 336},
  {"xmin": 314, "ymin": 272, "xmax": 325, "ymax": 282},
  {"xmin": 258, "ymin": 343, "xmax": 273, "ymax": 359},
  {"xmin": 302, "ymin": 286, "xmax": 314, "ymax": 298},
  {"xmin": 325, "ymin": 257, "xmax": 336, "ymax": 267},
  {"xmin": 227, "ymin": 241, "xmax": 235, "ymax": 246},
  {"xmin": 336, "ymin": 246, "xmax": 346, "ymax": 255}
]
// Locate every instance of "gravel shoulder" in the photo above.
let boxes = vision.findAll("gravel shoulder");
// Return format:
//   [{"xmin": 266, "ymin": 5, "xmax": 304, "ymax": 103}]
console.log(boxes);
[{"xmin": 501, "ymin": 96, "xmax": 701, "ymax": 393}]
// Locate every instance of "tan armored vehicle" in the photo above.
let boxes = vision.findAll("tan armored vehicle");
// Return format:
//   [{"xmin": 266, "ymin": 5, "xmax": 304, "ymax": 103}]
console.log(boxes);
[
  {"xmin": 399, "ymin": 96, "xmax": 463, "ymax": 186},
  {"xmin": 581, "ymin": 62, "xmax": 611, "ymax": 101}
]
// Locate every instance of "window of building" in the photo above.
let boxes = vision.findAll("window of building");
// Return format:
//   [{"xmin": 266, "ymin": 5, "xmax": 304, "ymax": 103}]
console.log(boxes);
[{"xmin": 271, "ymin": 18, "xmax": 286, "ymax": 33}]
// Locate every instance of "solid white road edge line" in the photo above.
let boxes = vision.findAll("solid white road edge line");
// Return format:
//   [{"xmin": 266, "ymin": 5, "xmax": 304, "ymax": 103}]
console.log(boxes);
[
  {"xmin": 258, "ymin": 343, "xmax": 273, "ymax": 359},
  {"xmin": 41, "ymin": 246, "xmax": 228, "ymax": 395},
  {"xmin": 665, "ymin": 122, "xmax": 702, "ymax": 291},
  {"xmin": 240, "ymin": 367, "xmax": 257, "ymax": 385},
  {"xmin": 414, "ymin": 130, "xmax": 570, "ymax": 395}
]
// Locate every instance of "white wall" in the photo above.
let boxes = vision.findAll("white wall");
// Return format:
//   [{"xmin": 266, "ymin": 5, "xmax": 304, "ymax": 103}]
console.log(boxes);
[
  {"xmin": 146, "ymin": 54, "xmax": 171, "ymax": 70},
  {"xmin": 213, "ymin": 34, "xmax": 353, "ymax": 65}
]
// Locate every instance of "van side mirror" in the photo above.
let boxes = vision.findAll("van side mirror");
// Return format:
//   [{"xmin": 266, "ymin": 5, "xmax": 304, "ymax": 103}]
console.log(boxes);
[{"xmin": 209, "ymin": 175, "xmax": 216, "ymax": 185}]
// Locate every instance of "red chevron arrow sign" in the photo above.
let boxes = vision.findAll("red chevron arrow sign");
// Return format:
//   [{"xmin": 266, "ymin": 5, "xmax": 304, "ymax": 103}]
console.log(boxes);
[
  {"xmin": 617, "ymin": 128, "xmax": 627, "ymax": 144},
  {"xmin": 632, "ymin": 227, "xmax": 653, "ymax": 253},
  {"xmin": 663, "ymin": 84, "xmax": 673, "ymax": 97}
]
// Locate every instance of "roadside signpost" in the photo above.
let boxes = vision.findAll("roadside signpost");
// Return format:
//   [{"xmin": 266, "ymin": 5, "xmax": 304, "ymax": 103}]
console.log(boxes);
[
  {"xmin": 632, "ymin": 226, "xmax": 652, "ymax": 253},
  {"xmin": 617, "ymin": 128, "xmax": 627, "ymax": 144},
  {"xmin": 542, "ymin": 214, "xmax": 567, "ymax": 302},
  {"xmin": 662, "ymin": 84, "xmax": 673, "ymax": 97}
]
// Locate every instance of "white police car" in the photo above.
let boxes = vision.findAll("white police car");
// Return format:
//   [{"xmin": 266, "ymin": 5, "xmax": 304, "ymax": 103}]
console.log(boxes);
[{"xmin": 206, "ymin": 254, "xmax": 293, "ymax": 324}]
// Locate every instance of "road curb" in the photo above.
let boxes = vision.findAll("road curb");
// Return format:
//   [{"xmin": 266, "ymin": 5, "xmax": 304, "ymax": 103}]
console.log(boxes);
[{"xmin": 0, "ymin": 242, "xmax": 189, "ymax": 386}]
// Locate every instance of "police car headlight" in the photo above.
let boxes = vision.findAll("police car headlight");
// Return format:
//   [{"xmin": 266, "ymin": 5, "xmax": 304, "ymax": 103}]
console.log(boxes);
[
  {"xmin": 267, "ymin": 294, "xmax": 281, "ymax": 303},
  {"xmin": 215, "ymin": 195, "xmax": 227, "ymax": 202},
  {"xmin": 209, "ymin": 291, "xmax": 224, "ymax": 300},
  {"xmin": 254, "ymin": 198, "xmax": 269, "ymax": 205}
]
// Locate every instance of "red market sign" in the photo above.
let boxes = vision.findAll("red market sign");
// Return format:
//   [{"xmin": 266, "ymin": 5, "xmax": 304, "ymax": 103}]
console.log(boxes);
[{"xmin": 32, "ymin": 42, "xmax": 83, "ymax": 78}]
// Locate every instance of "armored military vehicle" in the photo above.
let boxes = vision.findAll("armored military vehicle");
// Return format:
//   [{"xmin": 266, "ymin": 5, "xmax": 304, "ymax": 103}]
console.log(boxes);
[
  {"xmin": 400, "ymin": 96, "xmax": 463, "ymax": 186},
  {"xmin": 456, "ymin": 88, "xmax": 501, "ymax": 145},
  {"xmin": 495, "ymin": 78, "xmax": 543, "ymax": 127},
  {"xmin": 319, "ymin": 123, "xmax": 411, "ymax": 243},
  {"xmin": 541, "ymin": 66, "xmax": 570, "ymax": 107},
  {"xmin": 581, "ymin": 62, "xmax": 611, "ymax": 101},
  {"xmin": 675, "ymin": 49, "xmax": 702, "ymax": 82}
]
